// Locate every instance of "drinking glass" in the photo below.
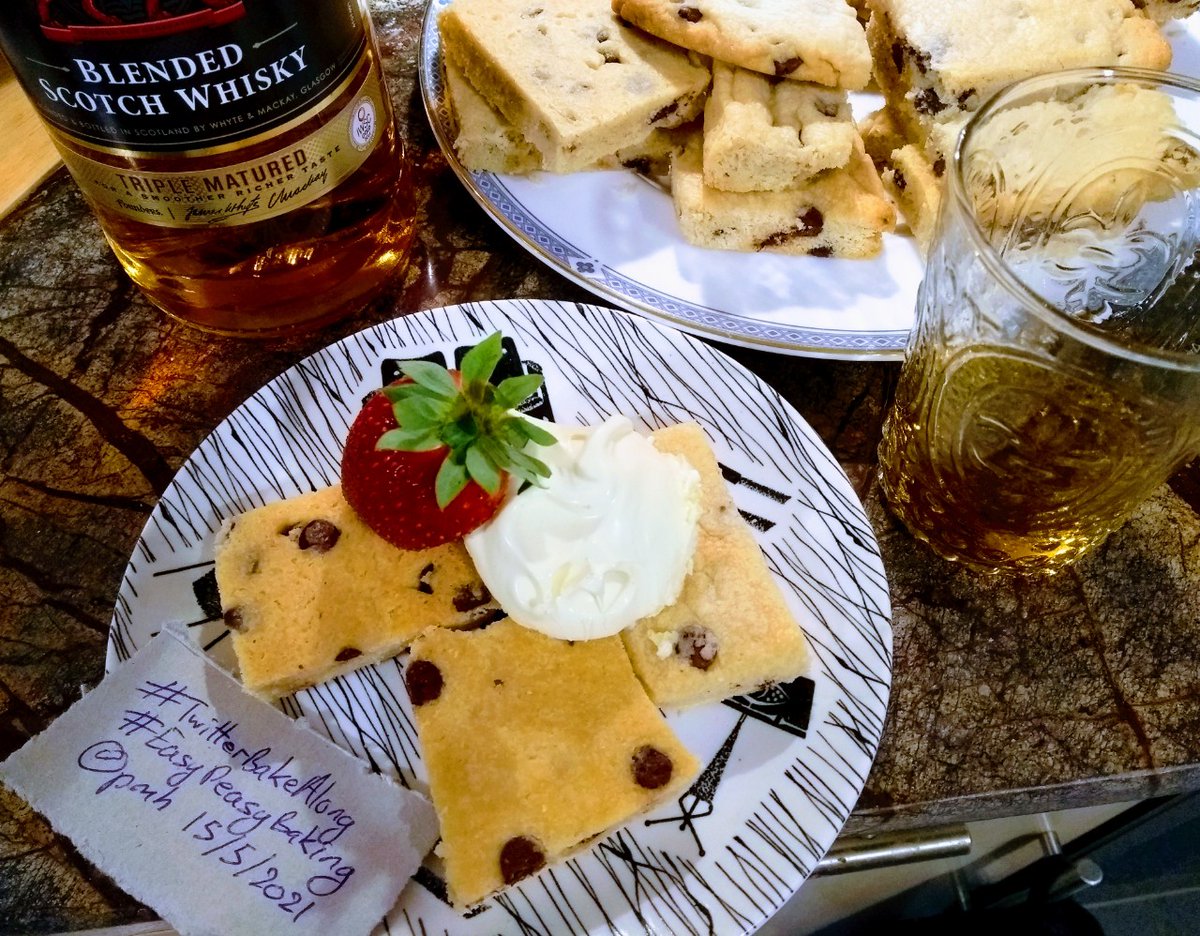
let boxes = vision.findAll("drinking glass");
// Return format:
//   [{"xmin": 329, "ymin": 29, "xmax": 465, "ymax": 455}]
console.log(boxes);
[{"xmin": 879, "ymin": 68, "xmax": 1200, "ymax": 573}]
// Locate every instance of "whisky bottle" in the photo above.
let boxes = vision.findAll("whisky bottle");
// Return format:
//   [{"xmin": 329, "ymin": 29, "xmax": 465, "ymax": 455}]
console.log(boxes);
[{"xmin": 0, "ymin": 0, "xmax": 415, "ymax": 336}]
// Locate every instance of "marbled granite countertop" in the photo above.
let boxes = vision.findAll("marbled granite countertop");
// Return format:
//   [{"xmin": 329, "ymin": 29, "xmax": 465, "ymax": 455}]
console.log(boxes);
[{"xmin": 3, "ymin": 1, "xmax": 1200, "ymax": 932}]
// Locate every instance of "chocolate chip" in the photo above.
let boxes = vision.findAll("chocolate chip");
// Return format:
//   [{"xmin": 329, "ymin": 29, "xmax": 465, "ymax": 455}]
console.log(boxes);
[
  {"xmin": 335, "ymin": 646, "xmax": 361, "ymax": 663},
  {"xmin": 957, "ymin": 89, "xmax": 975, "ymax": 106},
  {"xmin": 499, "ymin": 836, "xmax": 545, "ymax": 885},
  {"xmin": 453, "ymin": 582, "xmax": 492, "ymax": 612},
  {"xmin": 913, "ymin": 87, "xmax": 946, "ymax": 116},
  {"xmin": 893, "ymin": 168, "xmax": 908, "ymax": 191},
  {"xmin": 774, "ymin": 56, "xmax": 803, "ymax": 77},
  {"xmin": 631, "ymin": 745, "xmax": 674, "ymax": 789},
  {"xmin": 623, "ymin": 156, "xmax": 653, "ymax": 175},
  {"xmin": 405, "ymin": 659, "xmax": 443, "ymax": 705},
  {"xmin": 649, "ymin": 100, "xmax": 679, "ymax": 124},
  {"xmin": 932, "ymin": 155, "xmax": 946, "ymax": 178},
  {"xmin": 890, "ymin": 41, "xmax": 905, "ymax": 74},
  {"xmin": 298, "ymin": 519, "xmax": 340, "ymax": 552},
  {"xmin": 798, "ymin": 207, "xmax": 824, "ymax": 237},
  {"xmin": 417, "ymin": 563, "xmax": 435, "ymax": 595},
  {"xmin": 223, "ymin": 607, "xmax": 245, "ymax": 630},
  {"xmin": 757, "ymin": 229, "xmax": 794, "ymax": 249},
  {"xmin": 677, "ymin": 5, "xmax": 702, "ymax": 21},
  {"xmin": 809, "ymin": 245, "xmax": 833, "ymax": 258},
  {"xmin": 675, "ymin": 624, "xmax": 719, "ymax": 670},
  {"xmin": 757, "ymin": 213, "xmax": 823, "ymax": 250},
  {"xmin": 911, "ymin": 47, "xmax": 931, "ymax": 75},
  {"xmin": 815, "ymin": 99, "xmax": 840, "ymax": 118},
  {"xmin": 462, "ymin": 607, "xmax": 507, "ymax": 630}
]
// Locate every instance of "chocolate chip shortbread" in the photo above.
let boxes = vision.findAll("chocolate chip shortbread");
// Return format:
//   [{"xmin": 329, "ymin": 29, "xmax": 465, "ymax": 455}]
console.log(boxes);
[
  {"xmin": 871, "ymin": 83, "xmax": 1199, "ymax": 252},
  {"xmin": 612, "ymin": 0, "xmax": 872, "ymax": 88},
  {"xmin": 867, "ymin": 0, "xmax": 1172, "ymax": 159},
  {"xmin": 1131, "ymin": 0, "xmax": 1200, "ymax": 24},
  {"xmin": 622, "ymin": 423, "xmax": 811, "ymax": 708},
  {"xmin": 406, "ymin": 620, "xmax": 698, "ymax": 907},
  {"xmin": 439, "ymin": 0, "xmax": 710, "ymax": 173},
  {"xmin": 444, "ymin": 56, "xmax": 542, "ymax": 174},
  {"xmin": 445, "ymin": 56, "xmax": 690, "ymax": 175},
  {"xmin": 961, "ymin": 82, "xmax": 1198, "ymax": 233},
  {"xmin": 672, "ymin": 133, "xmax": 895, "ymax": 258},
  {"xmin": 880, "ymin": 141, "xmax": 947, "ymax": 250},
  {"xmin": 214, "ymin": 485, "xmax": 499, "ymax": 699},
  {"xmin": 703, "ymin": 62, "xmax": 857, "ymax": 192},
  {"xmin": 859, "ymin": 104, "xmax": 958, "ymax": 249}
]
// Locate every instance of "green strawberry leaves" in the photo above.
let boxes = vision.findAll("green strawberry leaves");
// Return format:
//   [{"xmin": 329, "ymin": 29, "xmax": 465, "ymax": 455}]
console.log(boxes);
[
  {"xmin": 435, "ymin": 459, "xmax": 469, "ymax": 511},
  {"xmin": 494, "ymin": 374, "xmax": 542, "ymax": 410},
  {"xmin": 460, "ymin": 330, "xmax": 506, "ymax": 385},
  {"xmin": 377, "ymin": 332, "xmax": 555, "ymax": 509}
]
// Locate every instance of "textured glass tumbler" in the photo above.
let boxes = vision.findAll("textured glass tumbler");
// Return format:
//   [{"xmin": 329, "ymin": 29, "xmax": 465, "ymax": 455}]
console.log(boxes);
[{"xmin": 879, "ymin": 68, "xmax": 1200, "ymax": 573}]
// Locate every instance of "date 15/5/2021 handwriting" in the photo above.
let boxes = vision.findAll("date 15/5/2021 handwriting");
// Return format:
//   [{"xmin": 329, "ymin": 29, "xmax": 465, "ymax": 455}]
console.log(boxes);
[{"xmin": 75, "ymin": 677, "xmax": 357, "ymax": 919}]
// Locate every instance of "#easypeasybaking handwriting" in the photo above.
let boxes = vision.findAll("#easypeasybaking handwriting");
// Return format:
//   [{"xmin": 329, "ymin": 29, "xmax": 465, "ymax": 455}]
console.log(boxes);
[{"xmin": 0, "ymin": 627, "xmax": 437, "ymax": 936}]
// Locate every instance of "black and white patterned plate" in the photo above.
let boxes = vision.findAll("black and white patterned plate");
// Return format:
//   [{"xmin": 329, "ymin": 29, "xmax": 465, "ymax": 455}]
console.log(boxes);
[{"xmin": 108, "ymin": 300, "xmax": 892, "ymax": 935}]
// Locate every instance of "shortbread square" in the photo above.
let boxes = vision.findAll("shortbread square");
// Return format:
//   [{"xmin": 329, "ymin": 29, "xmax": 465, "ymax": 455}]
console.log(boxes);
[
  {"xmin": 858, "ymin": 105, "xmax": 909, "ymax": 169},
  {"xmin": 960, "ymin": 83, "xmax": 1197, "ymax": 234},
  {"xmin": 881, "ymin": 141, "xmax": 945, "ymax": 251},
  {"xmin": 439, "ymin": 0, "xmax": 711, "ymax": 173},
  {"xmin": 1132, "ymin": 0, "xmax": 1199, "ymax": 24},
  {"xmin": 406, "ymin": 620, "xmax": 699, "ymax": 907},
  {"xmin": 612, "ymin": 0, "xmax": 872, "ymax": 89},
  {"xmin": 703, "ymin": 63, "xmax": 856, "ymax": 192},
  {"xmin": 866, "ymin": 0, "xmax": 1172, "ymax": 160},
  {"xmin": 859, "ymin": 105, "xmax": 951, "ymax": 250},
  {"xmin": 672, "ymin": 134, "xmax": 895, "ymax": 258},
  {"xmin": 444, "ymin": 56, "xmax": 542, "ymax": 174},
  {"xmin": 622, "ymin": 423, "xmax": 811, "ymax": 708},
  {"xmin": 872, "ymin": 84, "xmax": 1199, "ymax": 252},
  {"xmin": 444, "ymin": 57, "xmax": 691, "ymax": 175},
  {"xmin": 214, "ymin": 485, "xmax": 499, "ymax": 699}
]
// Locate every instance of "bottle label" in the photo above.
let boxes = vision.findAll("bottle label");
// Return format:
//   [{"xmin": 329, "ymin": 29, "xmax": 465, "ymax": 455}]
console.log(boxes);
[
  {"xmin": 56, "ymin": 55, "xmax": 387, "ymax": 227},
  {"xmin": 0, "ymin": 1, "xmax": 368, "ymax": 154}
]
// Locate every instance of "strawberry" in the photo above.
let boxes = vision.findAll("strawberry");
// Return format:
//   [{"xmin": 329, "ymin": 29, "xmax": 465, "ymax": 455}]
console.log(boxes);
[{"xmin": 341, "ymin": 331, "xmax": 556, "ymax": 550}]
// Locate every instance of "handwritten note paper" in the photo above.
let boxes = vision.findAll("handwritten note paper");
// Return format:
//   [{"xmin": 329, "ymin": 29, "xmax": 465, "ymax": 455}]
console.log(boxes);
[{"xmin": 0, "ymin": 628, "xmax": 438, "ymax": 936}]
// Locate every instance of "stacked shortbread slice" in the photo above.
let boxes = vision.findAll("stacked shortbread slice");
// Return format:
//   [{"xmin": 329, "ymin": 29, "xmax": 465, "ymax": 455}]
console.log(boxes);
[
  {"xmin": 614, "ymin": 0, "xmax": 894, "ymax": 257},
  {"xmin": 439, "ymin": 0, "xmax": 709, "ymax": 174},
  {"xmin": 861, "ymin": 0, "xmax": 1179, "ymax": 248},
  {"xmin": 675, "ymin": 62, "xmax": 893, "ymax": 257}
]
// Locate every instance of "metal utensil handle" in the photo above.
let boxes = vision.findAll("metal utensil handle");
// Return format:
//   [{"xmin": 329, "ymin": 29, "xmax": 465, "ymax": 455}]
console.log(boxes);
[{"xmin": 814, "ymin": 824, "xmax": 973, "ymax": 876}]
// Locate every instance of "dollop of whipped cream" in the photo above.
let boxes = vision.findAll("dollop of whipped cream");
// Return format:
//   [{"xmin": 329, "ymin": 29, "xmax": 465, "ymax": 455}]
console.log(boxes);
[{"xmin": 464, "ymin": 415, "xmax": 701, "ymax": 641}]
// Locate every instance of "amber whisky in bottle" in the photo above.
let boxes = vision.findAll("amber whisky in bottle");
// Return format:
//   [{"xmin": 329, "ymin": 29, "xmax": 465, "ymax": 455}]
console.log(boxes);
[{"xmin": 0, "ymin": 1, "xmax": 415, "ymax": 336}]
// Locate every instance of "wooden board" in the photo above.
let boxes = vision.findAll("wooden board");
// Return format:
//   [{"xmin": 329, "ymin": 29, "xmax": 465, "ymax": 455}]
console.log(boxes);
[{"xmin": 0, "ymin": 53, "xmax": 62, "ymax": 221}]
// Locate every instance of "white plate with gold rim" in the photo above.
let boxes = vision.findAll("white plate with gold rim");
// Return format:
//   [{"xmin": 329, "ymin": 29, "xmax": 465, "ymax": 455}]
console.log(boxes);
[{"xmin": 109, "ymin": 299, "xmax": 892, "ymax": 935}]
